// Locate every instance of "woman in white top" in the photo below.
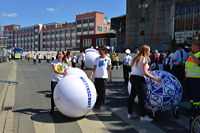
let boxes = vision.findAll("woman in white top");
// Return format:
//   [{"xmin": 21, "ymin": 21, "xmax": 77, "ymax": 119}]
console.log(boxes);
[
  {"xmin": 128, "ymin": 45, "xmax": 161, "ymax": 122},
  {"xmin": 66, "ymin": 50, "xmax": 73, "ymax": 67},
  {"xmin": 51, "ymin": 50, "xmax": 67, "ymax": 114}
]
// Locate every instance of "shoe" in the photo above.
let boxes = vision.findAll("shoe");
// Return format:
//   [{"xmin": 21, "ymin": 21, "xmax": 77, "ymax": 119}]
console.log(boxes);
[
  {"xmin": 140, "ymin": 115, "xmax": 153, "ymax": 122},
  {"xmin": 127, "ymin": 113, "xmax": 137, "ymax": 119}
]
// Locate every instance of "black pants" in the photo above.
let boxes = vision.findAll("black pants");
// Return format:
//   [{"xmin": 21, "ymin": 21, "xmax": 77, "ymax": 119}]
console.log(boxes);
[
  {"xmin": 94, "ymin": 78, "xmax": 107, "ymax": 107},
  {"xmin": 172, "ymin": 65, "xmax": 185, "ymax": 83},
  {"xmin": 33, "ymin": 59, "xmax": 36, "ymax": 64},
  {"xmin": 81, "ymin": 60, "xmax": 85, "ymax": 70},
  {"xmin": 72, "ymin": 62, "xmax": 76, "ymax": 68},
  {"xmin": 128, "ymin": 75, "xmax": 147, "ymax": 116},
  {"xmin": 123, "ymin": 65, "xmax": 131, "ymax": 85},
  {"xmin": 38, "ymin": 59, "xmax": 41, "ymax": 63},
  {"xmin": 51, "ymin": 81, "xmax": 58, "ymax": 111}
]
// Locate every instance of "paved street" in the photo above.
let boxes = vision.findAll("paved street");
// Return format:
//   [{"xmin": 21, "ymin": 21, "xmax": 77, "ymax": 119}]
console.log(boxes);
[{"xmin": 0, "ymin": 60, "xmax": 192, "ymax": 133}]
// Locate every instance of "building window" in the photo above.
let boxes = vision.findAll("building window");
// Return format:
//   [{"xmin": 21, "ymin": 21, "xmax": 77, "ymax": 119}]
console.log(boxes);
[
  {"xmin": 72, "ymin": 28, "xmax": 76, "ymax": 33},
  {"xmin": 89, "ymin": 17, "xmax": 95, "ymax": 23},
  {"xmin": 83, "ymin": 19, "xmax": 88, "ymax": 24},
  {"xmin": 77, "ymin": 27, "xmax": 82, "ymax": 32},
  {"xmin": 56, "ymin": 30, "xmax": 61, "ymax": 34},
  {"xmin": 103, "ymin": 27, "xmax": 107, "ymax": 32},
  {"xmin": 83, "ymin": 27, "xmax": 88, "ymax": 32},
  {"xmin": 77, "ymin": 20, "xmax": 82, "ymax": 25},
  {"xmin": 97, "ymin": 26, "xmax": 102, "ymax": 31},
  {"xmin": 77, "ymin": 35, "xmax": 81, "ymax": 39},
  {"xmin": 89, "ymin": 26, "xmax": 94, "ymax": 31},
  {"xmin": 51, "ymin": 31, "xmax": 55, "ymax": 35},
  {"xmin": 66, "ymin": 29, "xmax": 71, "ymax": 33}
]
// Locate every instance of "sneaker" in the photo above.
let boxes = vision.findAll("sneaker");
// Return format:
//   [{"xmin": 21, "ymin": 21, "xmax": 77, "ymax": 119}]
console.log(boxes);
[
  {"xmin": 127, "ymin": 113, "xmax": 137, "ymax": 119},
  {"xmin": 140, "ymin": 115, "xmax": 153, "ymax": 122}
]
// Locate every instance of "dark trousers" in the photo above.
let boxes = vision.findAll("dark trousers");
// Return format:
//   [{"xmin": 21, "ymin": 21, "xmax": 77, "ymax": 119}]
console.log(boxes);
[
  {"xmin": 172, "ymin": 65, "xmax": 185, "ymax": 85},
  {"xmin": 94, "ymin": 78, "xmax": 107, "ymax": 107},
  {"xmin": 81, "ymin": 60, "xmax": 85, "ymax": 70},
  {"xmin": 72, "ymin": 62, "xmax": 76, "ymax": 68},
  {"xmin": 128, "ymin": 75, "xmax": 147, "ymax": 116},
  {"xmin": 186, "ymin": 78, "xmax": 200, "ymax": 102},
  {"xmin": 33, "ymin": 59, "xmax": 36, "ymax": 64},
  {"xmin": 51, "ymin": 81, "xmax": 58, "ymax": 111},
  {"xmin": 163, "ymin": 65, "xmax": 171, "ymax": 72},
  {"xmin": 38, "ymin": 59, "xmax": 41, "ymax": 63},
  {"xmin": 123, "ymin": 65, "xmax": 131, "ymax": 85}
]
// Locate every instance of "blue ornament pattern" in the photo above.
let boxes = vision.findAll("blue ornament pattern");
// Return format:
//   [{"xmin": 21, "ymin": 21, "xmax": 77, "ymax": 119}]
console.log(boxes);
[{"xmin": 145, "ymin": 70, "xmax": 182, "ymax": 111}]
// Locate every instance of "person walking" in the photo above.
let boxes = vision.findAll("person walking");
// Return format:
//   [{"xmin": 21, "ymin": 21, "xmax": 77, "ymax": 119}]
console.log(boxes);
[
  {"xmin": 50, "ymin": 50, "xmax": 67, "ymax": 114},
  {"xmin": 72, "ymin": 54, "xmax": 77, "ymax": 68},
  {"xmin": 80, "ymin": 50, "xmax": 86, "ymax": 70},
  {"xmin": 38, "ymin": 53, "xmax": 42, "ymax": 64},
  {"xmin": 163, "ymin": 50, "xmax": 172, "ymax": 72},
  {"xmin": 123, "ymin": 49, "xmax": 132, "ymax": 85},
  {"xmin": 33, "ymin": 53, "xmax": 37, "ymax": 65},
  {"xmin": 89, "ymin": 45, "xmax": 112, "ymax": 110},
  {"xmin": 127, "ymin": 45, "xmax": 161, "ymax": 122},
  {"xmin": 185, "ymin": 41, "xmax": 200, "ymax": 107}
]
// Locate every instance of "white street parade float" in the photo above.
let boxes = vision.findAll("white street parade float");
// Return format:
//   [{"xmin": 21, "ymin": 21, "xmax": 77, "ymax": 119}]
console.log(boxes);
[
  {"xmin": 54, "ymin": 68, "xmax": 97, "ymax": 118},
  {"xmin": 128, "ymin": 70, "xmax": 182, "ymax": 118}
]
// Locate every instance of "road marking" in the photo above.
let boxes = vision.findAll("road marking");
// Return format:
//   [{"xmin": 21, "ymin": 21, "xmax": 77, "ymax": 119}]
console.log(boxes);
[
  {"xmin": 111, "ymin": 107, "xmax": 166, "ymax": 133},
  {"xmin": 77, "ymin": 111, "xmax": 110, "ymax": 133}
]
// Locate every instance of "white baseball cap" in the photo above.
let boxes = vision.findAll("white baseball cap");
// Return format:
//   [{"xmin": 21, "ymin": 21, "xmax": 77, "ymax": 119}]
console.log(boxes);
[{"xmin": 125, "ymin": 49, "xmax": 131, "ymax": 54}]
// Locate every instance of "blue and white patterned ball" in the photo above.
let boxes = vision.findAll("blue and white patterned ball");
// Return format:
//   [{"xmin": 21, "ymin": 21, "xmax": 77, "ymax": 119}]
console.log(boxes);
[
  {"xmin": 128, "ymin": 70, "xmax": 182, "ymax": 111},
  {"xmin": 145, "ymin": 70, "xmax": 182, "ymax": 111}
]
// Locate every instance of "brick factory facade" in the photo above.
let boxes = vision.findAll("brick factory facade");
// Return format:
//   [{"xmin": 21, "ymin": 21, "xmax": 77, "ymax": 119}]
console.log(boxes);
[{"xmin": 3, "ymin": 11, "xmax": 113, "ymax": 51}]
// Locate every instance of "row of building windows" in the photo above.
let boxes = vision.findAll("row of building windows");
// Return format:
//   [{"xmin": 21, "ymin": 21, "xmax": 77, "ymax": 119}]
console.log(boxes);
[
  {"xmin": 42, "ymin": 37, "xmax": 76, "ymax": 41},
  {"xmin": 77, "ymin": 26, "xmax": 94, "ymax": 32},
  {"xmin": 14, "ymin": 28, "xmax": 35, "ymax": 33},
  {"xmin": 175, "ymin": 18, "xmax": 200, "ymax": 32},
  {"xmin": 43, "ymin": 29, "xmax": 76, "ymax": 35},
  {"xmin": 175, "ymin": 1, "xmax": 200, "ymax": 16},
  {"xmin": 77, "ymin": 17, "xmax": 95, "ymax": 25},
  {"xmin": 97, "ymin": 26, "xmax": 109, "ymax": 32}
]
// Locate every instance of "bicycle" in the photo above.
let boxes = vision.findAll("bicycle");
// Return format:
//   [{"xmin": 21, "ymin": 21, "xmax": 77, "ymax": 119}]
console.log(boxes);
[{"xmin": 190, "ymin": 103, "xmax": 200, "ymax": 133}]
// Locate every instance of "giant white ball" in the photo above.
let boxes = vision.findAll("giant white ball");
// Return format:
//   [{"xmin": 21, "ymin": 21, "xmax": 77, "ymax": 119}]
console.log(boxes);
[
  {"xmin": 128, "ymin": 70, "xmax": 182, "ymax": 111},
  {"xmin": 85, "ymin": 48, "xmax": 100, "ymax": 69},
  {"xmin": 67, "ymin": 67, "xmax": 88, "ymax": 77},
  {"xmin": 54, "ymin": 75, "xmax": 97, "ymax": 117}
]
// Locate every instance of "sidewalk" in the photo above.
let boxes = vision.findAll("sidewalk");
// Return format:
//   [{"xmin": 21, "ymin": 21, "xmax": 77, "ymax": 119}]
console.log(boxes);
[{"xmin": 0, "ymin": 61, "xmax": 13, "ymax": 96}]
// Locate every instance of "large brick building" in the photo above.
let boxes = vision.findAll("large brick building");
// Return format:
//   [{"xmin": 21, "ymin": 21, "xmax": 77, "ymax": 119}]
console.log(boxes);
[
  {"xmin": 3, "ymin": 11, "xmax": 113, "ymax": 51},
  {"xmin": 126, "ymin": 0, "xmax": 200, "ymax": 50}
]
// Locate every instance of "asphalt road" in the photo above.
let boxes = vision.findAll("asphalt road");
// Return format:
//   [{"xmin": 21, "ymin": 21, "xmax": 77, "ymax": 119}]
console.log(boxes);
[{"xmin": 0, "ymin": 60, "xmax": 191, "ymax": 133}]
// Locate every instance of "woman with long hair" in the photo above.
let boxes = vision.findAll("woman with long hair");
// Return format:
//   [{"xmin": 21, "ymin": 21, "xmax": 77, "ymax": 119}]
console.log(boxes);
[
  {"xmin": 50, "ymin": 50, "xmax": 67, "ymax": 114},
  {"xmin": 127, "ymin": 45, "xmax": 161, "ymax": 122}
]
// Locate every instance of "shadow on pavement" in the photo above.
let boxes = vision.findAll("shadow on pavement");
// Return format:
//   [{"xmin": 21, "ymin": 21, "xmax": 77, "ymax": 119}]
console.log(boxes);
[
  {"xmin": 37, "ymin": 90, "xmax": 51, "ymax": 98},
  {"xmin": 13, "ymin": 108, "xmax": 84, "ymax": 123}
]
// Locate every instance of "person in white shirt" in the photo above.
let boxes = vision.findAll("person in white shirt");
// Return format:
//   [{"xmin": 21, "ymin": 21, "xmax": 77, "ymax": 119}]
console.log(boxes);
[
  {"xmin": 171, "ymin": 45, "xmax": 188, "ymax": 85},
  {"xmin": 128, "ymin": 45, "xmax": 161, "ymax": 122},
  {"xmin": 123, "ymin": 49, "xmax": 132, "ymax": 85},
  {"xmin": 50, "ymin": 50, "xmax": 68, "ymax": 114},
  {"xmin": 163, "ymin": 50, "xmax": 172, "ymax": 72},
  {"xmin": 33, "ymin": 53, "xmax": 37, "ymax": 65},
  {"xmin": 80, "ymin": 51, "xmax": 86, "ymax": 70},
  {"xmin": 89, "ymin": 45, "xmax": 112, "ymax": 110}
]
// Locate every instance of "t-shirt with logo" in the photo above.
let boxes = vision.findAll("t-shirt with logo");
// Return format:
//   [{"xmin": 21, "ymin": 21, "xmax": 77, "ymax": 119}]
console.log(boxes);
[
  {"xmin": 123, "ymin": 55, "xmax": 132, "ymax": 66},
  {"xmin": 66, "ymin": 57, "xmax": 72, "ymax": 66},
  {"xmin": 51, "ymin": 59, "xmax": 68, "ymax": 82},
  {"xmin": 94, "ymin": 56, "xmax": 111, "ymax": 79}
]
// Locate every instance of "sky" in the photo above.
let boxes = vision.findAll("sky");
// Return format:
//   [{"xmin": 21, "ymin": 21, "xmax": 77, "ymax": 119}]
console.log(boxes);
[{"xmin": 0, "ymin": 0, "xmax": 126, "ymax": 27}]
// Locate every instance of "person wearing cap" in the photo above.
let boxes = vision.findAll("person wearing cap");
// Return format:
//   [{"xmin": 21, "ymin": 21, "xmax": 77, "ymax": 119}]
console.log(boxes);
[
  {"xmin": 123, "ymin": 49, "xmax": 132, "ymax": 85},
  {"xmin": 185, "ymin": 40, "xmax": 200, "ymax": 106},
  {"xmin": 89, "ymin": 45, "xmax": 112, "ymax": 110}
]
